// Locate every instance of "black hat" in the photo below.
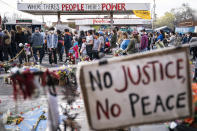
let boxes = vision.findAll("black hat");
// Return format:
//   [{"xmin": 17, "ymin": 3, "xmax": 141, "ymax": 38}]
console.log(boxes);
[
  {"xmin": 141, "ymin": 29, "xmax": 146, "ymax": 32},
  {"xmin": 64, "ymin": 28, "xmax": 69, "ymax": 32}
]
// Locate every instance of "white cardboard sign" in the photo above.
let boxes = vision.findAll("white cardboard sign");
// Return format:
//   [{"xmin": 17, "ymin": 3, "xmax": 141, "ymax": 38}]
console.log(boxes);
[{"xmin": 78, "ymin": 47, "xmax": 192, "ymax": 130}]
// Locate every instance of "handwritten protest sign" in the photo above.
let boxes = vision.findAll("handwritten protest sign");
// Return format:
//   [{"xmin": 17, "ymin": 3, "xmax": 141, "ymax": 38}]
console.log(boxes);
[{"xmin": 78, "ymin": 47, "xmax": 193, "ymax": 130}]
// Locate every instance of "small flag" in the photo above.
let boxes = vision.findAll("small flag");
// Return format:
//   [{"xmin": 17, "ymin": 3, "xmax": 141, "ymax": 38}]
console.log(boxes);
[{"xmin": 133, "ymin": 10, "xmax": 151, "ymax": 19}]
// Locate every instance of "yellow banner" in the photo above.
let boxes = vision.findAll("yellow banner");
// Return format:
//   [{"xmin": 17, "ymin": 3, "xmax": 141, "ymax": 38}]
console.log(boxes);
[{"xmin": 133, "ymin": 10, "xmax": 151, "ymax": 20}]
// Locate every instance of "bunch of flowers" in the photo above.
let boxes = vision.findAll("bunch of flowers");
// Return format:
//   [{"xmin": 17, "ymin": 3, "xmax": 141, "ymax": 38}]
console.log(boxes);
[
  {"xmin": 57, "ymin": 68, "xmax": 71, "ymax": 86},
  {"xmin": 114, "ymin": 48, "xmax": 124, "ymax": 56}
]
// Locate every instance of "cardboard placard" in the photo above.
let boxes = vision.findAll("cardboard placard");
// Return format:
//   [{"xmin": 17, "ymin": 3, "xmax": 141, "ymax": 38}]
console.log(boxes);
[{"xmin": 78, "ymin": 47, "xmax": 193, "ymax": 130}]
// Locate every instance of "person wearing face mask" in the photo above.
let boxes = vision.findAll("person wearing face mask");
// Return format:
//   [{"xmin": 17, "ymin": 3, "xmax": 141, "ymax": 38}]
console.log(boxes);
[{"xmin": 47, "ymin": 28, "xmax": 58, "ymax": 65}]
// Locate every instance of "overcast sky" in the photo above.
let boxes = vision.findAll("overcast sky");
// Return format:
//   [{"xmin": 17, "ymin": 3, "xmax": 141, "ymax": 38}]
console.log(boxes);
[{"xmin": 0, "ymin": 0, "xmax": 197, "ymax": 25}]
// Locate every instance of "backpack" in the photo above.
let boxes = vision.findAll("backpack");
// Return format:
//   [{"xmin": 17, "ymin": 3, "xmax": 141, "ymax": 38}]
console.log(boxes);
[{"xmin": 5, "ymin": 38, "xmax": 11, "ymax": 45}]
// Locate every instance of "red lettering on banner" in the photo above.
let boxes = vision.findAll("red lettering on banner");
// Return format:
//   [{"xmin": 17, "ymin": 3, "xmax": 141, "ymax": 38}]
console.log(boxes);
[
  {"xmin": 102, "ymin": 4, "xmax": 106, "ymax": 11},
  {"xmin": 97, "ymin": 99, "xmax": 109, "ymax": 120},
  {"xmin": 118, "ymin": 4, "xmax": 121, "ymax": 10},
  {"xmin": 96, "ymin": 99, "xmax": 121, "ymax": 120},
  {"xmin": 142, "ymin": 65, "xmax": 150, "ymax": 85},
  {"xmin": 111, "ymin": 4, "xmax": 117, "ymax": 11},
  {"xmin": 106, "ymin": 4, "xmax": 110, "ymax": 11},
  {"xmin": 63, "ymin": 3, "xmax": 127, "ymax": 11},
  {"xmin": 147, "ymin": 61, "xmax": 159, "ymax": 82},
  {"xmin": 102, "ymin": 3, "xmax": 126, "ymax": 11},
  {"xmin": 81, "ymin": 4, "xmax": 84, "ymax": 11},
  {"xmin": 121, "ymin": 3, "xmax": 126, "ymax": 10},
  {"xmin": 93, "ymin": 19, "xmax": 111, "ymax": 24},
  {"xmin": 111, "ymin": 104, "xmax": 121, "ymax": 117},
  {"xmin": 66, "ymin": 4, "xmax": 69, "ymax": 11},
  {"xmin": 93, "ymin": 19, "xmax": 96, "ymax": 24},
  {"xmin": 62, "ymin": 4, "xmax": 85, "ymax": 11},
  {"xmin": 128, "ymin": 65, "xmax": 141, "ymax": 85},
  {"xmin": 72, "ymin": 4, "xmax": 77, "ymax": 10},
  {"xmin": 69, "ymin": 4, "xmax": 73, "ymax": 11},
  {"xmin": 113, "ymin": 58, "xmax": 185, "ymax": 93},
  {"xmin": 115, "ymin": 66, "xmax": 128, "ymax": 93},
  {"xmin": 62, "ymin": 4, "xmax": 66, "ymax": 11}
]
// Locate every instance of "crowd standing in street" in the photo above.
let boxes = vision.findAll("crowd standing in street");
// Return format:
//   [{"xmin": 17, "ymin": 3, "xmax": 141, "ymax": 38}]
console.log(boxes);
[{"xmin": 0, "ymin": 25, "xmax": 197, "ymax": 81}]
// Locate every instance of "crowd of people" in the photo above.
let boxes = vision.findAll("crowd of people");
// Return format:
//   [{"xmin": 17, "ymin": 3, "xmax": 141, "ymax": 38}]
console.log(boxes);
[{"xmin": 0, "ymin": 26, "xmax": 197, "ymax": 80}]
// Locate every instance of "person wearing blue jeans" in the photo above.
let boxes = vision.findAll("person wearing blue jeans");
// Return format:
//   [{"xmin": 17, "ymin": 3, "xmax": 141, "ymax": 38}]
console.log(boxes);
[
  {"xmin": 31, "ymin": 27, "xmax": 44, "ymax": 64},
  {"xmin": 47, "ymin": 28, "xmax": 58, "ymax": 65},
  {"xmin": 32, "ymin": 47, "xmax": 44, "ymax": 64}
]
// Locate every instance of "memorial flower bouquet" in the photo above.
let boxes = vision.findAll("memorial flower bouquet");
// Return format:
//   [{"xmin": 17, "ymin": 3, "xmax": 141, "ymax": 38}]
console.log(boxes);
[
  {"xmin": 114, "ymin": 48, "xmax": 124, "ymax": 56},
  {"xmin": 57, "ymin": 69, "xmax": 69, "ymax": 86}
]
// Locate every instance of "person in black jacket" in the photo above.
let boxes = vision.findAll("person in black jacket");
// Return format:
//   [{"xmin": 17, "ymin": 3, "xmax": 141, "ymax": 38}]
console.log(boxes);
[
  {"xmin": 0, "ymin": 33, "xmax": 3, "ymax": 61},
  {"xmin": 78, "ymin": 30, "xmax": 85, "ymax": 50},
  {"xmin": 10, "ymin": 30, "xmax": 17, "ymax": 57},
  {"xmin": 57, "ymin": 30, "xmax": 64, "ymax": 62},
  {"xmin": 110, "ymin": 29, "xmax": 117, "ymax": 49},
  {"xmin": 24, "ymin": 28, "xmax": 32, "ymax": 44},
  {"xmin": 64, "ymin": 29, "xmax": 72, "ymax": 61},
  {"xmin": 15, "ymin": 25, "xmax": 26, "ymax": 64}
]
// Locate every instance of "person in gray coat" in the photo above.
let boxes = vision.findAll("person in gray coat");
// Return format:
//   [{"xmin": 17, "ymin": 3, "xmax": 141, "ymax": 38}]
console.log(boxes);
[
  {"xmin": 47, "ymin": 28, "xmax": 58, "ymax": 65},
  {"xmin": 31, "ymin": 27, "xmax": 44, "ymax": 64}
]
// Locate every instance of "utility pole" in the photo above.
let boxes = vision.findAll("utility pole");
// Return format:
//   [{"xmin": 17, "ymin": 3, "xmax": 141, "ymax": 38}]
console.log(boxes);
[
  {"xmin": 41, "ymin": 1, "xmax": 45, "ymax": 24},
  {"xmin": 152, "ymin": 0, "xmax": 156, "ymax": 30},
  {"xmin": 110, "ymin": 12, "xmax": 113, "ymax": 31}
]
